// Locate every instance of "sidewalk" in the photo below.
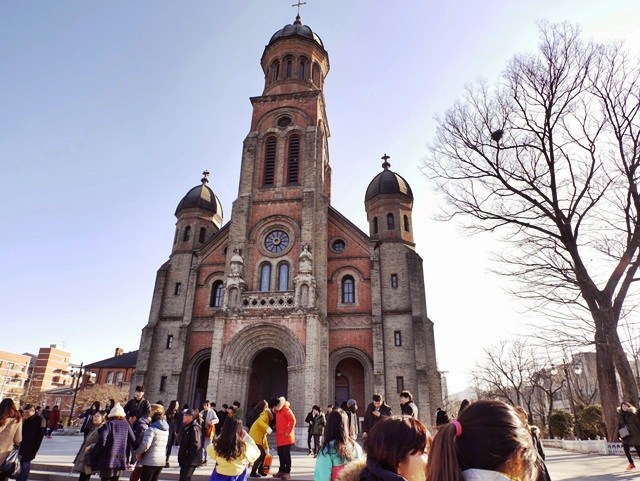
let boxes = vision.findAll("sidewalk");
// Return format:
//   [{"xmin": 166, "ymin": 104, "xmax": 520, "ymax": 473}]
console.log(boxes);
[{"xmin": 33, "ymin": 435, "xmax": 317, "ymax": 481}]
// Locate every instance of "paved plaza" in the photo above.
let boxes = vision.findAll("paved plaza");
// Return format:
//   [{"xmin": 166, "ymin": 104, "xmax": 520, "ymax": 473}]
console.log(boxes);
[{"xmin": 30, "ymin": 437, "xmax": 639, "ymax": 481}]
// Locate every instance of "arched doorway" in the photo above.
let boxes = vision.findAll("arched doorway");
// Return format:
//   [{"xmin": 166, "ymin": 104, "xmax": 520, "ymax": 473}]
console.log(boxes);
[
  {"xmin": 193, "ymin": 358, "xmax": 210, "ymax": 409},
  {"xmin": 334, "ymin": 358, "xmax": 365, "ymax": 411},
  {"xmin": 248, "ymin": 348, "xmax": 288, "ymax": 405}
]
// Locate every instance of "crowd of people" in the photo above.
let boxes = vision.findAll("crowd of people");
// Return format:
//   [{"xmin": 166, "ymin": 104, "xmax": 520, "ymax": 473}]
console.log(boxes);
[{"xmin": 5, "ymin": 385, "xmax": 640, "ymax": 481}]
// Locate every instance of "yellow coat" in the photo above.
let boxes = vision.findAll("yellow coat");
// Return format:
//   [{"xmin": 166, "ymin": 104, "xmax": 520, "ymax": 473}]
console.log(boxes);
[
  {"xmin": 248, "ymin": 410, "xmax": 272, "ymax": 449},
  {"xmin": 207, "ymin": 434, "xmax": 260, "ymax": 476}
]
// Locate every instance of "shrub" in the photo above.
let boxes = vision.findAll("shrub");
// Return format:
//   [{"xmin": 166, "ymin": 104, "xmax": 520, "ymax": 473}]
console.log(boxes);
[
  {"xmin": 549, "ymin": 409, "xmax": 574, "ymax": 439},
  {"xmin": 577, "ymin": 404, "xmax": 606, "ymax": 439}
]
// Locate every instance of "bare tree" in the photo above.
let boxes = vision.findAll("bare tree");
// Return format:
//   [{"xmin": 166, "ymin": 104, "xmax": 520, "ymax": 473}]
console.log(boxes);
[
  {"xmin": 471, "ymin": 340, "xmax": 538, "ymax": 412},
  {"xmin": 424, "ymin": 22, "xmax": 640, "ymax": 440},
  {"xmin": 72, "ymin": 383, "xmax": 129, "ymax": 420}
]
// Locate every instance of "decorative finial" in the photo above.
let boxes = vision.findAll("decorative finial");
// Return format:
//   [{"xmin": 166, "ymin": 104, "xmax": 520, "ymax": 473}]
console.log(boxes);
[
  {"xmin": 292, "ymin": 0, "xmax": 306, "ymax": 18},
  {"xmin": 201, "ymin": 170, "xmax": 210, "ymax": 185},
  {"xmin": 381, "ymin": 153, "xmax": 391, "ymax": 170}
]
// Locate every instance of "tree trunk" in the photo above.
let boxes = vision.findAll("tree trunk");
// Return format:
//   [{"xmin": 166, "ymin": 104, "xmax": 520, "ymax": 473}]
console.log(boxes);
[
  {"xmin": 610, "ymin": 326, "xmax": 640, "ymax": 406},
  {"xmin": 594, "ymin": 323, "xmax": 621, "ymax": 441}
]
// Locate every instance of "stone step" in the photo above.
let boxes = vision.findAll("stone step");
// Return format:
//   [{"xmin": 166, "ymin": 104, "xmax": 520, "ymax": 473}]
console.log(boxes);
[{"xmin": 29, "ymin": 463, "xmax": 314, "ymax": 481}]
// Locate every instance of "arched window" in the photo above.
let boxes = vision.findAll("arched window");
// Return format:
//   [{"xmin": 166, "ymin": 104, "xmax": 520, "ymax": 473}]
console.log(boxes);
[
  {"xmin": 173, "ymin": 228, "xmax": 178, "ymax": 245},
  {"xmin": 312, "ymin": 63, "xmax": 321, "ymax": 85},
  {"xmin": 387, "ymin": 213, "xmax": 395, "ymax": 230},
  {"xmin": 210, "ymin": 281, "xmax": 224, "ymax": 307},
  {"xmin": 373, "ymin": 217, "xmax": 378, "ymax": 235},
  {"xmin": 342, "ymin": 275, "xmax": 355, "ymax": 304},
  {"xmin": 285, "ymin": 58, "xmax": 293, "ymax": 78},
  {"xmin": 278, "ymin": 262, "xmax": 290, "ymax": 291},
  {"xmin": 115, "ymin": 372, "xmax": 123, "ymax": 384},
  {"xmin": 199, "ymin": 227, "xmax": 206, "ymax": 243},
  {"xmin": 260, "ymin": 263, "xmax": 272, "ymax": 292},
  {"xmin": 287, "ymin": 134, "xmax": 300, "ymax": 184},
  {"xmin": 272, "ymin": 60, "xmax": 280, "ymax": 81},
  {"xmin": 299, "ymin": 59, "xmax": 306, "ymax": 79},
  {"xmin": 263, "ymin": 137, "xmax": 277, "ymax": 185},
  {"xmin": 404, "ymin": 215, "xmax": 410, "ymax": 232},
  {"xmin": 183, "ymin": 225, "xmax": 191, "ymax": 241}
]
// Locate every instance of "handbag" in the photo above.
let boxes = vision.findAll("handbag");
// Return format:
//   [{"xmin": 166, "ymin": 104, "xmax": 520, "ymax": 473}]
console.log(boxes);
[
  {"xmin": 330, "ymin": 464, "xmax": 346, "ymax": 481},
  {"xmin": 261, "ymin": 453, "xmax": 272, "ymax": 475},
  {"xmin": 620, "ymin": 425, "xmax": 631, "ymax": 438},
  {"xmin": 0, "ymin": 448, "xmax": 21, "ymax": 479}
]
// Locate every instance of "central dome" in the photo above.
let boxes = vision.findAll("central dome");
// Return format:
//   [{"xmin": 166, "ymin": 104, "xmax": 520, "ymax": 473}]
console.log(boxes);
[{"xmin": 268, "ymin": 14, "xmax": 324, "ymax": 48}]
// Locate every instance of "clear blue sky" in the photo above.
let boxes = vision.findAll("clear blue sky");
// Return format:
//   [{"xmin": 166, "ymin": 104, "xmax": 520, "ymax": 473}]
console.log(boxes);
[{"xmin": 1, "ymin": 1, "xmax": 638, "ymax": 394}]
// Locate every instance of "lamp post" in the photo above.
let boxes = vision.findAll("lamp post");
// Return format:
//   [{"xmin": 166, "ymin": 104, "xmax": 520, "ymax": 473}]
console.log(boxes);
[
  {"xmin": 550, "ymin": 361, "xmax": 583, "ymax": 439},
  {"xmin": 67, "ymin": 363, "xmax": 84, "ymax": 427}
]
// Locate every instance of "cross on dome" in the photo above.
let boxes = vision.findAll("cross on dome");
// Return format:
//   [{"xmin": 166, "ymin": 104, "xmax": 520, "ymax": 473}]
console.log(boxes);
[
  {"xmin": 292, "ymin": 0, "xmax": 307, "ymax": 16},
  {"xmin": 201, "ymin": 170, "xmax": 210, "ymax": 184},
  {"xmin": 381, "ymin": 153, "xmax": 391, "ymax": 170}
]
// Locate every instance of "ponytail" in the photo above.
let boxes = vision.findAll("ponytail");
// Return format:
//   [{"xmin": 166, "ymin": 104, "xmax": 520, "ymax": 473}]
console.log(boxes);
[
  {"xmin": 425, "ymin": 400, "xmax": 537, "ymax": 481},
  {"xmin": 425, "ymin": 422, "xmax": 464, "ymax": 481}
]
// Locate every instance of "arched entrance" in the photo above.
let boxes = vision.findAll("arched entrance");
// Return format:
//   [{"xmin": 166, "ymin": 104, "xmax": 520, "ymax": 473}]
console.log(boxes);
[
  {"xmin": 193, "ymin": 358, "xmax": 210, "ymax": 409},
  {"xmin": 334, "ymin": 358, "xmax": 364, "ymax": 408},
  {"xmin": 248, "ymin": 348, "xmax": 288, "ymax": 405}
]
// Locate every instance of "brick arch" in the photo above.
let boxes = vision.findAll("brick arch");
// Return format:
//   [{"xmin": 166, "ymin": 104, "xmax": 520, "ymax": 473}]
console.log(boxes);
[
  {"xmin": 216, "ymin": 324, "xmax": 306, "ymax": 412},
  {"xmin": 329, "ymin": 347, "xmax": 373, "ymax": 408},
  {"xmin": 221, "ymin": 323, "xmax": 306, "ymax": 369},
  {"xmin": 255, "ymin": 107, "xmax": 314, "ymax": 132},
  {"xmin": 182, "ymin": 348, "xmax": 211, "ymax": 406}
]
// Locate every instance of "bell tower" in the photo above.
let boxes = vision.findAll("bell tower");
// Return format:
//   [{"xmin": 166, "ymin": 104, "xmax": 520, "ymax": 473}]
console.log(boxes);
[{"xmin": 225, "ymin": 13, "xmax": 332, "ymax": 310}]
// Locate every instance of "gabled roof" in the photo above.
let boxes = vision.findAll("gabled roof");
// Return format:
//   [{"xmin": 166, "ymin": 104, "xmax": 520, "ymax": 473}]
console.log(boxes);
[
  {"xmin": 85, "ymin": 350, "xmax": 138, "ymax": 369},
  {"xmin": 328, "ymin": 206, "xmax": 371, "ymax": 242}
]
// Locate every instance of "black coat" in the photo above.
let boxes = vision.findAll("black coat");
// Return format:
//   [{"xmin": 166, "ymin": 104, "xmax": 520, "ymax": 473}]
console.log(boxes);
[
  {"xmin": 400, "ymin": 402, "xmax": 418, "ymax": 419},
  {"xmin": 124, "ymin": 398, "xmax": 151, "ymax": 420},
  {"xmin": 362, "ymin": 402, "xmax": 392, "ymax": 435},
  {"xmin": 19, "ymin": 414, "xmax": 46, "ymax": 462},
  {"xmin": 360, "ymin": 458, "xmax": 405, "ymax": 481},
  {"xmin": 177, "ymin": 421, "xmax": 201, "ymax": 467}
]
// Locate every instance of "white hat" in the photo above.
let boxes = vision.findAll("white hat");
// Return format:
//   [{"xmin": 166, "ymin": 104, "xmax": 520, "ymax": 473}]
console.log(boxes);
[{"xmin": 108, "ymin": 402, "xmax": 126, "ymax": 418}]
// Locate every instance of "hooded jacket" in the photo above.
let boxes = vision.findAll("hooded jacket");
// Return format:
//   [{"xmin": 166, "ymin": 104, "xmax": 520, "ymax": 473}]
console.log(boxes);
[
  {"xmin": 249, "ymin": 409, "xmax": 273, "ymax": 449},
  {"xmin": 618, "ymin": 406, "xmax": 640, "ymax": 446},
  {"xmin": 90, "ymin": 418, "xmax": 136, "ymax": 470},
  {"xmin": 273, "ymin": 397, "xmax": 296, "ymax": 447},
  {"xmin": 136, "ymin": 419, "xmax": 170, "ymax": 467}
]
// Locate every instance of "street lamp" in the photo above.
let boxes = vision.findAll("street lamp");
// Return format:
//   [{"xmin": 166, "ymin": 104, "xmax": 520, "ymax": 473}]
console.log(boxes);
[
  {"xmin": 549, "ymin": 361, "xmax": 583, "ymax": 439},
  {"xmin": 67, "ymin": 363, "xmax": 84, "ymax": 427}
]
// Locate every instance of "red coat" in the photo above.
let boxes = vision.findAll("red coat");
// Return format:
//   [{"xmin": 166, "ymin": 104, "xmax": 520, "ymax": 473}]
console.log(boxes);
[
  {"xmin": 274, "ymin": 401, "xmax": 296, "ymax": 446},
  {"xmin": 48, "ymin": 408, "xmax": 60, "ymax": 429}
]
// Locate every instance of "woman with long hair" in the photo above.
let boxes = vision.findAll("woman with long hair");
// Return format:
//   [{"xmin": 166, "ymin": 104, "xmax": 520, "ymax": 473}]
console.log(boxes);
[
  {"xmin": 0, "ymin": 399, "xmax": 22, "ymax": 481},
  {"xmin": 248, "ymin": 400, "xmax": 273, "ymax": 478},
  {"xmin": 618, "ymin": 401, "xmax": 640, "ymax": 471},
  {"xmin": 165, "ymin": 400, "xmax": 180, "ymax": 468},
  {"xmin": 207, "ymin": 417, "xmax": 260, "ymax": 481},
  {"xmin": 426, "ymin": 400, "xmax": 538, "ymax": 481},
  {"xmin": 314, "ymin": 408, "xmax": 363, "ymax": 481},
  {"xmin": 73, "ymin": 410, "xmax": 108, "ymax": 481}
]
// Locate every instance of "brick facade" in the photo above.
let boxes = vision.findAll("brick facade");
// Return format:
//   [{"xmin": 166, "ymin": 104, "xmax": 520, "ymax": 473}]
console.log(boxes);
[{"xmin": 134, "ymin": 15, "xmax": 442, "ymax": 437}]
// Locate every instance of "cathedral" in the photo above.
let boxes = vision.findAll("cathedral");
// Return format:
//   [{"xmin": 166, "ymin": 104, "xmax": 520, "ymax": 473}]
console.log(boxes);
[{"xmin": 134, "ymin": 13, "xmax": 442, "ymax": 431}]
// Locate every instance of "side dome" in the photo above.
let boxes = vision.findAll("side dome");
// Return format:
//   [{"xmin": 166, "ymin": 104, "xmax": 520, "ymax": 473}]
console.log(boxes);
[
  {"xmin": 269, "ymin": 14, "xmax": 324, "ymax": 48},
  {"xmin": 365, "ymin": 157, "xmax": 414, "ymax": 203},
  {"xmin": 175, "ymin": 172, "xmax": 223, "ymax": 217}
]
